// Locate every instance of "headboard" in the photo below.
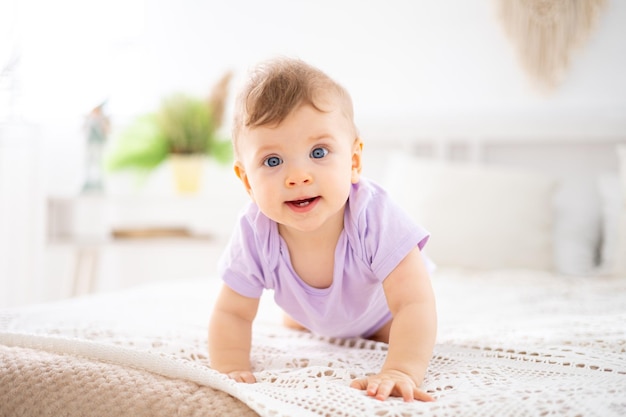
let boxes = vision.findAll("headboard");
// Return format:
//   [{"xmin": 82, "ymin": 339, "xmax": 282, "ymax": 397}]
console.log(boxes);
[
  {"xmin": 360, "ymin": 125, "xmax": 624, "ymax": 182},
  {"xmin": 357, "ymin": 125, "xmax": 625, "ymax": 275}
]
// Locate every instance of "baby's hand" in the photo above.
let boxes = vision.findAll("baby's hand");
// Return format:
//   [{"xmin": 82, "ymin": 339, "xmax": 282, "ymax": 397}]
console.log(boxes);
[
  {"xmin": 226, "ymin": 370, "xmax": 256, "ymax": 383},
  {"xmin": 350, "ymin": 370, "xmax": 434, "ymax": 402}
]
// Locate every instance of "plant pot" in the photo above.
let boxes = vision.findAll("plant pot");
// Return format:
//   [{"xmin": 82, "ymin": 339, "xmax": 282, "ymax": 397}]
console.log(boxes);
[{"xmin": 170, "ymin": 154, "xmax": 205, "ymax": 194}]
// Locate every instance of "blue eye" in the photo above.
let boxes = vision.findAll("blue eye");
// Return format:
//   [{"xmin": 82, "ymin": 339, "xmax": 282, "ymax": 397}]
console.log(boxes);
[
  {"xmin": 310, "ymin": 147, "xmax": 328, "ymax": 159},
  {"xmin": 264, "ymin": 156, "xmax": 282, "ymax": 167}
]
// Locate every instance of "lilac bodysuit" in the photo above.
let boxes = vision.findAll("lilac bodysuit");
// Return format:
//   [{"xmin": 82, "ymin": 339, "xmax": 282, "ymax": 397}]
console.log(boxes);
[{"xmin": 218, "ymin": 178, "xmax": 431, "ymax": 338}]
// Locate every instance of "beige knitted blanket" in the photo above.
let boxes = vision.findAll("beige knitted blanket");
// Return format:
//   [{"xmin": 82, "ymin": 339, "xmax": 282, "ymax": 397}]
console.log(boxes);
[{"xmin": 1, "ymin": 268, "xmax": 625, "ymax": 417}]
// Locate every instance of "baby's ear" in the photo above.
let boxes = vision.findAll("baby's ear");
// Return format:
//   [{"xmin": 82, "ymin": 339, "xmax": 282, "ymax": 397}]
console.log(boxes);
[
  {"xmin": 234, "ymin": 162, "xmax": 254, "ymax": 199},
  {"xmin": 351, "ymin": 138, "xmax": 363, "ymax": 183}
]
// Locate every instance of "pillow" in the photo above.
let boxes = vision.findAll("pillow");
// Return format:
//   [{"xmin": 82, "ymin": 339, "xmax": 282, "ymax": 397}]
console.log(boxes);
[
  {"xmin": 553, "ymin": 177, "xmax": 602, "ymax": 276},
  {"xmin": 383, "ymin": 153, "xmax": 557, "ymax": 271}
]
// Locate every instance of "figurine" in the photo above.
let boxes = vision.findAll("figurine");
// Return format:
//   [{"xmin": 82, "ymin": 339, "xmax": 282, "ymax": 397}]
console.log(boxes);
[{"xmin": 82, "ymin": 100, "xmax": 110, "ymax": 193}]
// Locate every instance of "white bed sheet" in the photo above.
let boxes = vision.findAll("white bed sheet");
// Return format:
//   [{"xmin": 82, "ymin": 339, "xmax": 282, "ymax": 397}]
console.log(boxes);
[{"xmin": 1, "ymin": 268, "xmax": 625, "ymax": 417}]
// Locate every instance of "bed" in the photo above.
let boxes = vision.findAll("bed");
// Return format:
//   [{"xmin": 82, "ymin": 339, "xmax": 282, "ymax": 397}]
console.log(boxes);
[{"xmin": 1, "ymin": 138, "xmax": 625, "ymax": 417}]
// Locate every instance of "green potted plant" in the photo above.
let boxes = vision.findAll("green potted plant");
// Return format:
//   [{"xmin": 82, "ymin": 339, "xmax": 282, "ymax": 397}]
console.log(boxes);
[{"xmin": 105, "ymin": 71, "xmax": 233, "ymax": 193}]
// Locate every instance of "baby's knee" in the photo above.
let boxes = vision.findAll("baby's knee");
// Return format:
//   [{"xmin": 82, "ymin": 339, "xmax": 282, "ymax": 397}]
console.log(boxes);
[
  {"xmin": 283, "ymin": 313, "xmax": 308, "ymax": 332},
  {"xmin": 367, "ymin": 319, "xmax": 392, "ymax": 343}
]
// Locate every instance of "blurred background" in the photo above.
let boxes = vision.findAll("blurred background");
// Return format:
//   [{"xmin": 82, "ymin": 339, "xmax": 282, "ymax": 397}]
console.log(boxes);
[{"xmin": 1, "ymin": 0, "xmax": 625, "ymax": 307}]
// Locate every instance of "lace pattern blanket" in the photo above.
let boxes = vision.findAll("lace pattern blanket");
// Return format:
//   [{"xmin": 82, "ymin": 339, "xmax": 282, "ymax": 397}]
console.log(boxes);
[{"xmin": 1, "ymin": 268, "xmax": 625, "ymax": 417}]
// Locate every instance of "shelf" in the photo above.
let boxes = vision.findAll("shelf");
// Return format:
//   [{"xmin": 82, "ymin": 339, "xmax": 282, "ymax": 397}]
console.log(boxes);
[
  {"xmin": 47, "ymin": 233, "xmax": 217, "ymax": 248},
  {"xmin": 44, "ymin": 193, "xmax": 230, "ymax": 297},
  {"xmin": 46, "ymin": 194, "xmax": 225, "ymax": 245}
]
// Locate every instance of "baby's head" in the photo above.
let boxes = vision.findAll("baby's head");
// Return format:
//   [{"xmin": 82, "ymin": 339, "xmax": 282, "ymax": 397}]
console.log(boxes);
[
  {"xmin": 231, "ymin": 57, "xmax": 357, "ymax": 158},
  {"xmin": 230, "ymin": 58, "xmax": 363, "ymax": 233}
]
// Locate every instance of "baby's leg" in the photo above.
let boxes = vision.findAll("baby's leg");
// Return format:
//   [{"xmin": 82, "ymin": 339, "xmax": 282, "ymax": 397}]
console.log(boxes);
[
  {"xmin": 283, "ymin": 313, "xmax": 308, "ymax": 332},
  {"xmin": 366, "ymin": 318, "xmax": 392, "ymax": 343}
]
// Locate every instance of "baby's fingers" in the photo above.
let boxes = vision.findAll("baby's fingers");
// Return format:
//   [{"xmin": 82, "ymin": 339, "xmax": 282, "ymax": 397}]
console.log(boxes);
[
  {"xmin": 395, "ymin": 380, "xmax": 417, "ymax": 402},
  {"xmin": 413, "ymin": 387, "xmax": 435, "ymax": 402},
  {"xmin": 227, "ymin": 371, "xmax": 256, "ymax": 383},
  {"xmin": 350, "ymin": 377, "xmax": 391, "ymax": 401},
  {"xmin": 350, "ymin": 377, "xmax": 435, "ymax": 402},
  {"xmin": 349, "ymin": 378, "xmax": 368, "ymax": 391},
  {"xmin": 371, "ymin": 379, "xmax": 396, "ymax": 401}
]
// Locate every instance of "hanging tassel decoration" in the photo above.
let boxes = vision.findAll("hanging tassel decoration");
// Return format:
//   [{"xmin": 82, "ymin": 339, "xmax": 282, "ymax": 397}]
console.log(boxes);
[{"xmin": 497, "ymin": 0, "xmax": 606, "ymax": 92}]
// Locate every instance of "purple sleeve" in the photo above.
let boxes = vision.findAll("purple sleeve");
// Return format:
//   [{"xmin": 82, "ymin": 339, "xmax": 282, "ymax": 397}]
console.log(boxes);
[
  {"xmin": 218, "ymin": 211, "xmax": 266, "ymax": 299},
  {"xmin": 361, "ymin": 184, "xmax": 431, "ymax": 280}
]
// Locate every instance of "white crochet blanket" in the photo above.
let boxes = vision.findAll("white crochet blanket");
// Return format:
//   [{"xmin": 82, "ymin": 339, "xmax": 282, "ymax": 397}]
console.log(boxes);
[{"xmin": 1, "ymin": 268, "xmax": 625, "ymax": 417}]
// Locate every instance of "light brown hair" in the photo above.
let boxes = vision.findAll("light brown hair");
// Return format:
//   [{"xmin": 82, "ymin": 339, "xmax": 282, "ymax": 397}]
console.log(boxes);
[{"xmin": 232, "ymin": 57, "xmax": 356, "ymax": 156}]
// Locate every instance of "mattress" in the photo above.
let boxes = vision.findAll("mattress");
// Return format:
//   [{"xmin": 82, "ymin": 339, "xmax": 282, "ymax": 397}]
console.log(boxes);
[{"xmin": 1, "ymin": 268, "xmax": 625, "ymax": 417}]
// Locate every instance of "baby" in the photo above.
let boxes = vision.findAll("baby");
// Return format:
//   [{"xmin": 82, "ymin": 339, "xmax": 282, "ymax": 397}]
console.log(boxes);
[{"xmin": 208, "ymin": 57, "xmax": 437, "ymax": 402}]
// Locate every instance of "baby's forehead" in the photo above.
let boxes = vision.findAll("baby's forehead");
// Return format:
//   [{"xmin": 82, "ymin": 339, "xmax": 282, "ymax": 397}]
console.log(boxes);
[{"xmin": 234, "ymin": 93, "xmax": 355, "ymax": 150}]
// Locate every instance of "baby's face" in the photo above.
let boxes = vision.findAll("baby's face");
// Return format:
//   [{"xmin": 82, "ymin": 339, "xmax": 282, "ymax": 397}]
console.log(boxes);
[{"xmin": 234, "ymin": 99, "xmax": 362, "ymax": 235}]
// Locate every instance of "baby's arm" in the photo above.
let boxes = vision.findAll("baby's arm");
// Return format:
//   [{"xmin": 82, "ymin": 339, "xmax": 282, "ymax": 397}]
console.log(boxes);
[
  {"xmin": 351, "ymin": 247, "xmax": 437, "ymax": 402},
  {"xmin": 208, "ymin": 284, "xmax": 260, "ymax": 383}
]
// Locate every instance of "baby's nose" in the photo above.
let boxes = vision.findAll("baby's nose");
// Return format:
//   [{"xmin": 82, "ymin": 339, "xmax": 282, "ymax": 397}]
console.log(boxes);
[{"xmin": 285, "ymin": 165, "xmax": 313, "ymax": 187}]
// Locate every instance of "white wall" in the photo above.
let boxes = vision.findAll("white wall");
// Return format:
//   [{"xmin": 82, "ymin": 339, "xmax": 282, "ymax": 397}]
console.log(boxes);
[
  {"xmin": 0, "ymin": 124, "xmax": 44, "ymax": 307},
  {"xmin": 1, "ymin": 0, "xmax": 625, "ymax": 306},
  {"xmin": 5, "ymin": 1, "xmax": 626, "ymax": 127},
  {"xmin": 3, "ymin": 1, "xmax": 625, "ymax": 188}
]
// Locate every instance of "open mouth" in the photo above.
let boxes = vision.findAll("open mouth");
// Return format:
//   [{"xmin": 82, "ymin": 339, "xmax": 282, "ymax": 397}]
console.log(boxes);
[{"xmin": 287, "ymin": 197, "xmax": 319, "ymax": 208}]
